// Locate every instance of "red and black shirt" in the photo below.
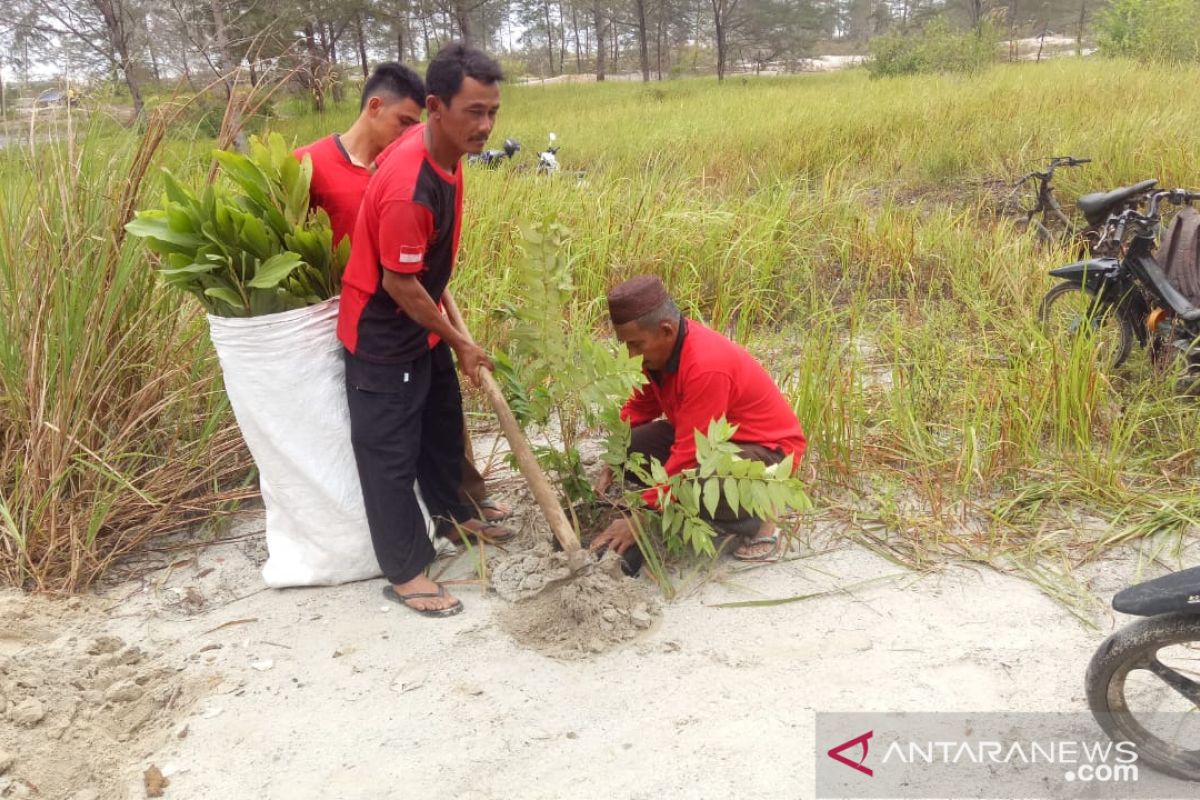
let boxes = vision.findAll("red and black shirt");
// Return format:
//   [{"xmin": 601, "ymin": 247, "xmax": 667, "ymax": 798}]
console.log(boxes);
[
  {"xmin": 294, "ymin": 134, "xmax": 370, "ymax": 248},
  {"xmin": 337, "ymin": 125, "xmax": 464, "ymax": 362},
  {"xmin": 621, "ymin": 320, "xmax": 808, "ymax": 506}
]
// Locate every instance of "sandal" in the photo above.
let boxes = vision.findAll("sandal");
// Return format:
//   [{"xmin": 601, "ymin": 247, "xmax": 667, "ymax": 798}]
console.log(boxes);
[
  {"xmin": 477, "ymin": 497, "xmax": 512, "ymax": 522},
  {"xmin": 732, "ymin": 534, "xmax": 781, "ymax": 562},
  {"xmin": 441, "ymin": 519, "xmax": 516, "ymax": 545},
  {"xmin": 382, "ymin": 584, "xmax": 463, "ymax": 618}
]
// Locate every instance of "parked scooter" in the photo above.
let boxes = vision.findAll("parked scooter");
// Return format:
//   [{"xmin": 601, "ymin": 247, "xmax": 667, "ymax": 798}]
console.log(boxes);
[
  {"xmin": 1039, "ymin": 188, "xmax": 1200, "ymax": 379},
  {"xmin": 467, "ymin": 137, "xmax": 521, "ymax": 168},
  {"xmin": 537, "ymin": 132, "xmax": 560, "ymax": 174},
  {"xmin": 468, "ymin": 132, "xmax": 584, "ymax": 184}
]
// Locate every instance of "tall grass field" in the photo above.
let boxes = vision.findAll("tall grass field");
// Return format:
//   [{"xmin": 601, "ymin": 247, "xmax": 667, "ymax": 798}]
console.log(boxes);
[{"xmin": 4, "ymin": 58, "xmax": 1200, "ymax": 597}]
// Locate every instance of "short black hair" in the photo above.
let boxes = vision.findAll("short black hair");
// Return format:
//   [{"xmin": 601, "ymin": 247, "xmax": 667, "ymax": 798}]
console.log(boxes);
[
  {"xmin": 426, "ymin": 42, "xmax": 504, "ymax": 106},
  {"xmin": 360, "ymin": 62, "xmax": 426, "ymax": 110}
]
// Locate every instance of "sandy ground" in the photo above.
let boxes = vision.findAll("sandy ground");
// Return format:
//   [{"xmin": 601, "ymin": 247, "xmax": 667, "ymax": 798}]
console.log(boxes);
[{"xmin": 4, "ymin": 499, "xmax": 1181, "ymax": 800}]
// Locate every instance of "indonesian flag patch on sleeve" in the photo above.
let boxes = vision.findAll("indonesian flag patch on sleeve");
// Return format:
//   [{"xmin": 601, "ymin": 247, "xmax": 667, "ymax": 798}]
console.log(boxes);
[{"xmin": 397, "ymin": 245, "xmax": 423, "ymax": 265}]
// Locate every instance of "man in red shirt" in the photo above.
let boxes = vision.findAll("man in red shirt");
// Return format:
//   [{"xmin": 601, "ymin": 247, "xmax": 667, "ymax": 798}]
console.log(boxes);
[
  {"xmin": 591, "ymin": 275, "xmax": 807, "ymax": 564},
  {"xmin": 339, "ymin": 44, "xmax": 507, "ymax": 617},
  {"xmin": 295, "ymin": 63, "xmax": 424, "ymax": 248},
  {"xmin": 297, "ymin": 62, "xmax": 510, "ymax": 526}
]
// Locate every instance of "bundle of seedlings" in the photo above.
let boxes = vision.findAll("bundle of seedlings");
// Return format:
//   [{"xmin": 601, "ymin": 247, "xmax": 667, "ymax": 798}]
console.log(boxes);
[
  {"xmin": 479, "ymin": 218, "xmax": 811, "ymax": 657},
  {"xmin": 126, "ymin": 133, "xmax": 348, "ymax": 316},
  {"xmin": 125, "ymin": 133, "xmax": 381, "ymax": 589}
]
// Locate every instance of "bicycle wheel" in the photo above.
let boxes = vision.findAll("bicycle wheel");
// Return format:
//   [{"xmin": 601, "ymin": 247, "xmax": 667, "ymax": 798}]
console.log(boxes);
[
  {"xmin": 1039, "ymin": 282, "xmax": 1134, "ymax": 369},
  {"xmin": 1085, "ymin": 613, "xmax": 1200, "ymax": 782}
]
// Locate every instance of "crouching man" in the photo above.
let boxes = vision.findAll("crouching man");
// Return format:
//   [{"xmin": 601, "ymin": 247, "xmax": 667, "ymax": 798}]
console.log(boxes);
[{"xmin": 591, "ymin": 275, "xmax": 807, "ymax": 563}]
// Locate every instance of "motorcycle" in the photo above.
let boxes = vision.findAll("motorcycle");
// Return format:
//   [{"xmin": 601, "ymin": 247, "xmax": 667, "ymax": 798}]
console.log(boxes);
[
  {"xmin": 537, "ymin": 132, "xmax": 560, "ymax": 174},
  {"xmin": 467, "ymin": 137, "xmax": 521, "ymax": 168},
  {"xmin": 1085, "ymin": 564, "xmax": 1200, "ymax": 781},
  {"xmin": 1039, "ymin": 187, "xmax": 1200, "ymax": 380}
]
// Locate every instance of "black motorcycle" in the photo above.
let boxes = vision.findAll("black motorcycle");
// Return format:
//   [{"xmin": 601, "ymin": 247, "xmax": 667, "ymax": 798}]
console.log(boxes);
[
  {"xmin": 467, "ymin": 137, "xmax": 521, "ymax": 168},
  {"xmin": 1039, "ymin": 188, "xmax": 1200, "ymax": 378},
  {"xmin": 1086, "ymin": 565, "xmax": 1200, "ymax": 781}
]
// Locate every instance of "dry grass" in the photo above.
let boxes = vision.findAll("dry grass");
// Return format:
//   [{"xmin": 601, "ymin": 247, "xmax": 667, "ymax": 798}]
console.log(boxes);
[{"xmin": 0, "ymin": 109, "xmax": 253, "ymax": 591}]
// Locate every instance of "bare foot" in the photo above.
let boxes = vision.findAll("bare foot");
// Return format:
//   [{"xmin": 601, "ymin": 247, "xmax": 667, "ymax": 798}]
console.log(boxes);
[{"xmin": 388, "ymin": 574, "xmax": 461, "ymax": 614}]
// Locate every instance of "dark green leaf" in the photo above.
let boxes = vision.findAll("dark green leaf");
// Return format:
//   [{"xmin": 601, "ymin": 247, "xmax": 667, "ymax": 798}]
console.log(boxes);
[
  {"xmin": 703, "ymin": 477, "xmax": 720, "ymax": 517},
  {"xmin": 248, "ymin": 252, "xmax": 304, "ymax": 289},
  {"xmin": 724, "ymin": 477, "xmax": 740, "ymax": 516}
]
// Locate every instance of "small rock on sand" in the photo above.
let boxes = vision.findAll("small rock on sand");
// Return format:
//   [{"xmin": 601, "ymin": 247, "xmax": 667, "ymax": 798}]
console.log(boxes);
[
  {"xmin": 11, "ymin": 698, "xmax": 45, "ymax": 727},
  {"xmin": 143, "ymin": 765, "xmax": 168, "ymax": 797},
  {"xmin": 86, "ymin": 636, "xmax": 124, "ymax": 656},
  {"xmin": 104, "ymin": 680, "xmax": 143, "ymax": 704}
]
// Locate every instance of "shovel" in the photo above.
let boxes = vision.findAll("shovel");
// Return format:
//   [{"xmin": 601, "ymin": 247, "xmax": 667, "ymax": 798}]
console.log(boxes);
[{"xmin": 442, "ymin": 290, "xmax": 588, "ymax": 571}]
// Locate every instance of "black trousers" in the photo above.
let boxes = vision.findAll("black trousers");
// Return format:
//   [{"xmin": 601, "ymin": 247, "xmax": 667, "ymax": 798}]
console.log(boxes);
[
  {"xmin": 345, "ymin": 343, "xmax": 473, "ymax": 584},
  {"xmin": 630, "ymin": 420, "xmax": 785, "ymax": 532}
]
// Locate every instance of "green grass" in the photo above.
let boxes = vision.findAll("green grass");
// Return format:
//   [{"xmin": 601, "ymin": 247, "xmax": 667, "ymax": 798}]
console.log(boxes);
[{"xmin": 5, "ymin": 57, "xmax": 1200, "ymax": 593}]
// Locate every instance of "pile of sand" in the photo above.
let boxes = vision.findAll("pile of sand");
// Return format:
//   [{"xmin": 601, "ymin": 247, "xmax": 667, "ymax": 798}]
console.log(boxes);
[
  {"xmin": 488, "ymin": 539, "xmax": 573, "ymax": 602},
  {"xmin": 494, "ymin": 546, "xmax": 659, "ymax": 659},
  {"xmin": 0, "ymin": 596, "xmax": 202, "ymax": 799}
]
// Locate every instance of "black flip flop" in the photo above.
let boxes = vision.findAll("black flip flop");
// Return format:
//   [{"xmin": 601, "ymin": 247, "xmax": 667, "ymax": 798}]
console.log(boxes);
[
  {"xmin": 477, "ymin": 498, "xmax": 513, "ymax": 522},
  {"xmin": 441, "ymin": 520, "xmax": 516, "ymax": 545},
  {"xmin": 382, "ymin": 584, "xmax": 464, "ymax": 618},
  {"xmin": 732, "ymin": 535, "xmax": 780, "ymax": 562}
]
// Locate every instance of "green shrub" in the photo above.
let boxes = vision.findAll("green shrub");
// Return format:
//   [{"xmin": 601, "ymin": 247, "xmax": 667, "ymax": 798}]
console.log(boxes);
[
  {"xmin": 1097, "ymin": 0, "xmax": 1200, "ymax": 63},
  {"xmin": 867, "ymin": 17, "xmax": 1000, "ymax": 78}
]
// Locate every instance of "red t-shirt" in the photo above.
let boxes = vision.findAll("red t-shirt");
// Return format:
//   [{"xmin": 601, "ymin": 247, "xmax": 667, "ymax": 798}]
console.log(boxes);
[
  {"xmin": 621, "ymin": 320, "xmax": 807, "ymax": 507},
  {"xmin": 300, "ymin": 130, "xmax": 448, "ymax": 349},
  {"xmin": 337, "ymin": 124, "xmax": 464, "ymax": 362},
  {"xmin": 294, "ymin": 134, "xmax": 369, "ymax": 248}
]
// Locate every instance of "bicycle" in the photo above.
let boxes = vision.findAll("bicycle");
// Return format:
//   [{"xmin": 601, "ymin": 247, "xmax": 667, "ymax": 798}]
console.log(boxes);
[{"xmin": 1006, "ymin": 156, "xmax": 1156, "ymax": 257}]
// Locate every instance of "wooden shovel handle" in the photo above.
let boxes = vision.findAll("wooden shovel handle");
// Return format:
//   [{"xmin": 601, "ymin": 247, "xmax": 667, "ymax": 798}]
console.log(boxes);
[{"xmin": 442, "ymin": 290, "xmax": 582, "ymax": 556}]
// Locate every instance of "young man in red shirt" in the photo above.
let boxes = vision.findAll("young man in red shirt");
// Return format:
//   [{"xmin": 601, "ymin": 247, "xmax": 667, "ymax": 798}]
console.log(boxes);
[
  {"xmin": 295, "ymin": 63, "xmax": 424, "ymax": 248},
  {"xmin": 591, "ymin": 275, "xmax": 808, "ymax": 564},
  {"xmin": 297, "ymin": 62, "xmax": 510, "ymax": 526},
  {"xmin": 339, "ymin": 44, "xmax": 507, "ymax": 617}
]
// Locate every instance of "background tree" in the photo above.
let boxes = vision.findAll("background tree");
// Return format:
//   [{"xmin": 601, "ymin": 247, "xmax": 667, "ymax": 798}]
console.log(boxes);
[{"xmin": 33, "ymin": 0, "xmax": 149, "ymax": 115}]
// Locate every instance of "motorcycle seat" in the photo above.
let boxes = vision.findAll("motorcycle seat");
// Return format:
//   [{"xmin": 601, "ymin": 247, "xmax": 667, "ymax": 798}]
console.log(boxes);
[
  {"xmin": 1113, "ymin": 565, "xmax": 1200, "ymax": 616},
  {"xmin": 1077, "ymin": 180, "xmax": 1159, "ymax": 226}
]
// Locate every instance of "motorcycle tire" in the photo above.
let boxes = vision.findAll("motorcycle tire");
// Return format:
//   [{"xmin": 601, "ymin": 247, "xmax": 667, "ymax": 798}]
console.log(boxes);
[
  {"xmin": 1085, "ymin": 613, "xmax": 1200, "ymax": 782},
  {"xmin": 1039, "ymin": 281, "xmax": 1134, "ymax": 369}
]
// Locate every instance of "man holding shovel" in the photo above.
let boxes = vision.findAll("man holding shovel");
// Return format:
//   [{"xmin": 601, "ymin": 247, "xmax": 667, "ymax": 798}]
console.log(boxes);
[
  {"xmin": 297, "ymin": 62, "xmax": 512, "ymax": 526},
  {"xmin": 338, "ymin": 44, "xmax": 511, "ymax": 617},
  {"xmin": 591, "ymin": 275, "xmax": 807, "ymax": 564}
]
